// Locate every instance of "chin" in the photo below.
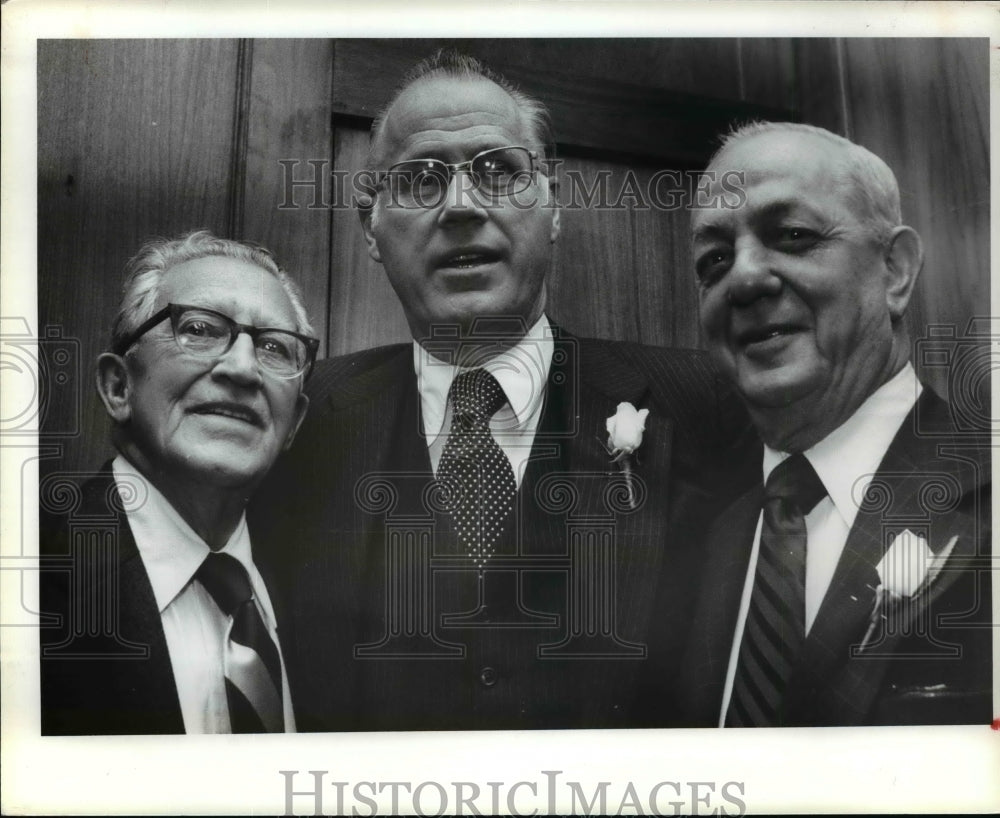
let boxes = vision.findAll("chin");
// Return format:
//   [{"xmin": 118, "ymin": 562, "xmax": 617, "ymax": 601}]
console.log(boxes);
[
  {"xmin": 433, "ymin": 308, "xmax": 527, "ymax": 338},
  {"xmin": 181, "ymin": 451, "xmax": 269, "ymax": 490},
  {"xmin": 735, "ymin": 360, "xmax": 824, "ymax": 409}
]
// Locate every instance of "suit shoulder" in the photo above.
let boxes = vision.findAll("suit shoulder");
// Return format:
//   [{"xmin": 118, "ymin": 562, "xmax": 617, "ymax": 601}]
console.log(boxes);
[
  {"xmin": 581, "ymin": 338, "xmax": 716, "ymax": 374},
  {"xmin": 578, "ymin": 337, "xmax": 756, "ymax": 457},
  {"xmin": 309, "ymin": 343, "xmax": 409, "ymax": 378},
  {"xmin": 578, "ymin": 337, "xmax": 730, "ymax": 407},
  {"xmin": 39, "ymin": 466, "xmax": 121, "ymax": 553},
  {"xmin": 579, "ymin": 337, "xmax": 717, "ymax": 376},
  {"xmin": 305, "ymin": 343, "xmax": 409, "ymax": 399}
]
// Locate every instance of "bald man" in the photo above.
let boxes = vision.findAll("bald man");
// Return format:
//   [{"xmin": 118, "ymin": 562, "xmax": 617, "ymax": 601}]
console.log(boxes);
[{"xmin": 670, "ymin": 122, "xmax": 991, "ymax": 727}]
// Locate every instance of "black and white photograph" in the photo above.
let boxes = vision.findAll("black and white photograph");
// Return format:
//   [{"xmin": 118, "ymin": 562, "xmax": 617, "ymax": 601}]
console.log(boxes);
[{"xmin": 2, "ymin": 1, "xmax": 997, "ymax": 814}]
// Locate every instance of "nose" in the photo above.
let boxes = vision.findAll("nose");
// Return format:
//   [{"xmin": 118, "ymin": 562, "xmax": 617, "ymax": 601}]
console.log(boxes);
[
  {"xmin": 725, "ymin": 239, "xmax": 782, "ymax": 307},
  {"xmin": 211, "ymin": 332, "xmax": 264, "ymax": 387},
  {"xmin": 437, "ymin": 166, "xmax": 487, "ymax": 225}
]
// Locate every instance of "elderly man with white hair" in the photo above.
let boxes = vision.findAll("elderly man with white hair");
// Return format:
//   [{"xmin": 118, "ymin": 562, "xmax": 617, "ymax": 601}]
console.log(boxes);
[{"xmin": 41, "ymin": 230, "xmax": 317, "ymax": 734}]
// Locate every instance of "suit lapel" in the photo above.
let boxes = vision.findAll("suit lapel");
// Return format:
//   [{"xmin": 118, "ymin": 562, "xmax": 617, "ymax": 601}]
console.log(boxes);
[
  {"xmin": 102, "ymin": 470, "xmax": 185, "ymax": 733},
  {"xmin": 286, "ymin": 347, "xmax": 431, "ymax": 727},
  {"xmin": 317, "ymin": 345, "xmax": 431, "ymax": 532},
  {"xmin": 544, "ymin": 336, "xmax": 676, "ymax": 650},
  {"xmin": 41, "ymin": 465, "xmax": 185, "ymax": 734},
  {"xmin": 788, "ymin": 389, "xmax": 988, "ymax": 724}
]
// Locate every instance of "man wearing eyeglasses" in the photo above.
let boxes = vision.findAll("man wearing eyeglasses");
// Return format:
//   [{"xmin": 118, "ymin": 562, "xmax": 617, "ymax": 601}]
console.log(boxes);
[
  {"xmin": 251, "ymin": 51, "xmax": 753, "ymax": 731},
  {"xmin": 40, "ymin": 230, "xmax": 316, "ymax": 734}
]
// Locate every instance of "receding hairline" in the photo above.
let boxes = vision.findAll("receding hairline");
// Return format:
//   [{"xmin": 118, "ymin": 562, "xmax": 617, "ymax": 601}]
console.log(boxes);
[
  {"xmin": 708, "ymin": 126, "xmax": 848, "ymax": 174},
  {"xmin": 705, "ymin": 122, "xmax": 903, "ymax": 241},
  {"xmin": 368, "ymin": 72, "xmax": 547, "ymax": 168}
]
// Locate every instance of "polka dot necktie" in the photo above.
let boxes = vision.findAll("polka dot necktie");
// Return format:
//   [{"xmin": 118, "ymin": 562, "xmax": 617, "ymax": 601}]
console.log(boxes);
[
  {"xmin": 726, "ymin": 453, "xmax": 827, "ymax": 727},
  {"xmin": 437, "ymin": 368, "xmax": 517, "ymax": 568},
  {"xmin": 196, "ymin": 552, "xmax": 285, "ymax": 733}
]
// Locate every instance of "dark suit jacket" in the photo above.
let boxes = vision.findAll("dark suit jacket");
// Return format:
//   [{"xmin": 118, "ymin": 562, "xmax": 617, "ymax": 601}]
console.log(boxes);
[
  {"xmin": 668, "ymin": 387, "xmax": 992, "ymax": 726},
  {"xmin": 39, "ymin": 463, "xmax": 288, "ymax": 735},
  {"xmin": 39, "ymin": 465, "xmax": 185, "ymax": 734},
  {"xmin": 250, "ymin": 331, "xmax": 756, "ymax": 731}
]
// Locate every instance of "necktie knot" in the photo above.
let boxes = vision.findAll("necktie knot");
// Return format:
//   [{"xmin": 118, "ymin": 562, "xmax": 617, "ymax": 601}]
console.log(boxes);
[
  {"xmin": 765, "ymin": 453, "xmax": 827, "ymax": 515},
  {"xmin": 196, "ymin": 552, "xmax": 253, "ymax": 617},
  {"xmin": 449, "ymin": 368, "xmax": 506, "ymax": 424}
]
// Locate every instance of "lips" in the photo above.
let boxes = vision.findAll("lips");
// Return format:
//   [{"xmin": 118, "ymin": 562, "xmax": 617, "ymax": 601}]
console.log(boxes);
[
  {"xmin": 189, "ymin": 401, "xmax": 264, "ymax": 427},
  {"xmin": 436, "ymin": 246, "xmax": 504, "ymax": 270},
  {"xmin": 735, "ymin": 322, "xmax": 805, "ymax": 347}
]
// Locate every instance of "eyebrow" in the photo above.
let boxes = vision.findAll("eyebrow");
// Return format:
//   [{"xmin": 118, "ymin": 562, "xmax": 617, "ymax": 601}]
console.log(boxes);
[
  {"xmin": 690, "ymin": 221, "xmax": 730, "ymax": 244},
  {"xmin": 692, "ymin": 198, "xmax": 826, "ymax": 243},
  {"xmin": 396, "ymin": 141, "xmax": 519, "ymax": 163},
  {"xmin": 753, "ymin": 199, "xmax": 820, "ymax": 221},
  {"xmin": 191, "ymin": 301, "xmax": 297, "ymax": 331}
]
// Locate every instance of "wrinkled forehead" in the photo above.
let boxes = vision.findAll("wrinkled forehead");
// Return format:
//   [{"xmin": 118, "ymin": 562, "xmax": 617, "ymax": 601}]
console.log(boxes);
[
  {"xmin": 713, "ymin": 131, "xmax": 852, "ymax": 192},
  {"xmin": 696, "ymin": 132, "xmax": 858, "ymax": 228},
  {"xmin": 374, "ymin": 75, "xmax": 532, "ymax": 164},
  {"xmin": 157, "ymin": 256, "xmax": 297, "ymax": 328}
]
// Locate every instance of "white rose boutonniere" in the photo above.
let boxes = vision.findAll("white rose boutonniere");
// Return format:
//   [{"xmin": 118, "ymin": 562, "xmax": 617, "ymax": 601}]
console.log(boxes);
[
  {"xmin": 857, "ymin": 529, "xmax": 958, "ymax": 653},
  {"xmin": 604, "ymin": 401, "xmax": 650, "ymax": 510}
]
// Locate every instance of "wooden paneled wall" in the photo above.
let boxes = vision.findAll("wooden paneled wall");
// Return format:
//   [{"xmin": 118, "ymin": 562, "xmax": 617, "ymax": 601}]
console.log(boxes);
[
  {"xmin": 37, "ymin": 38, "xmax": 989, "ymax": 474},
  {"xmin": 38, "ymin": 39, "xmax": 240, "ymax": 473},
  {"xmin": 841, "ymin": 39, "xmax": 990, "ymax": 350}
]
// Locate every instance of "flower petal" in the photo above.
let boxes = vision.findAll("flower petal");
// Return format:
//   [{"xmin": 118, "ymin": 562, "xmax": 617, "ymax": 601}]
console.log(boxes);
[{"xmin": 876, "ymin": 529, "xmax": 934, "ymax": 597}]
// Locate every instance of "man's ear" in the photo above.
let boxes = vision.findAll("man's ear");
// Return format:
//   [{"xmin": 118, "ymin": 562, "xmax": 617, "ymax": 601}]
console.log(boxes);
[
  {"xmin": 96, "ymin": 353, "xmax": 134, "ymax": 424},
  {"xmin": 883, "ymin": 225, "xmax": 923, "ymax": 320},
  {"xmin": 547, "ymin": 176, "xmax": 561, "ymax": 243},
  {"xmin": 359, "ymin": 201, "xmax": 382, "ymax": 264},
  {"xmin": 282, "ymin": 392, "xmax": 310, "ymax": 451}
]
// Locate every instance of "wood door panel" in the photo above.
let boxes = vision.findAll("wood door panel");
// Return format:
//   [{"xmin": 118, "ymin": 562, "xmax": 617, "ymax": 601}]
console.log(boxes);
[
  {"xmin": 243, "ymin": 39, "xmax": 336, "ymax": 354},
  {"xmin": 331, "ymin": 39, "xmax": 797, "ymax": 163},
  {"xmin": 839, "ymin": 38, "xmax": 989, "ymax": 398},
  {"xmin": 328, "ymin": 126, "xmax": 411, "ymax": 355}
]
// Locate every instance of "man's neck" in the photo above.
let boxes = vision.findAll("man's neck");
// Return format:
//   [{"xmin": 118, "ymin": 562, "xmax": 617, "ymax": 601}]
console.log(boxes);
[
  {"xmin": 414, "ymin": 316, "xmax": 545, "ymax": 366},
  {"xmin": 115, "ymin": 447, "xmax": 249, "ymax": 550},
  {"xmin": 752, "ymin": 347, "xmax": 910, "ymax": 453}
]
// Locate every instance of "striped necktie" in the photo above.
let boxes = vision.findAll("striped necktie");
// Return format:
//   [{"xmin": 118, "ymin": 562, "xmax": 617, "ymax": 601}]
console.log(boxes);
[
  {"xmin": 437, "ymin": 368, "xmax": 517, "ymax": 568},
  {"xmin": 196, "ymin": 552, "xmax": 284, "ymax": 733},
  {"xmin": 726, "ymin": 453, "xmax": 827, "ymax": 727}
]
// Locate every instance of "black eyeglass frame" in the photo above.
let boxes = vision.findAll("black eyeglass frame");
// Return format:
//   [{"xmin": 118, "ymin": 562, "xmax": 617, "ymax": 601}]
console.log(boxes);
[
  {"xmin": 112, "ymin": 303, "xmax": 320, "ymax": 379},
  {"xmin": 374, "ymin": 145, "xmax": 541, "ymax": 208}
]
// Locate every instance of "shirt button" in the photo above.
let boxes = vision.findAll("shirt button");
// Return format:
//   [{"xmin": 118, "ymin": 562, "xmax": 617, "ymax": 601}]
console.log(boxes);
[{"xmin": 479, "ymin": 666, "xmax": 498, "ymax": 687}]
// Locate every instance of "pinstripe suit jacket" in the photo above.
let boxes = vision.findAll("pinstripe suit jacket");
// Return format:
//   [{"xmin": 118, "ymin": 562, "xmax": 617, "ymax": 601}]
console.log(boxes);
[
  {"xmin": 251, "ymin": 329, "xmax": 756, "ymax": 731},
  {"xmin": 668, "ymin": 387, "xmax": 993, "ymax": 726}
]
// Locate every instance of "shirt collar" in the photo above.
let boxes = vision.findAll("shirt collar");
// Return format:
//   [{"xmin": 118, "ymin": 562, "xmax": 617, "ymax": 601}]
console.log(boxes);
[
  {"xmin": 762, "ymin": 363, "xmax": 921, "ymax": 530},
  {"xmin": 413, "ymin": 313, "xmax": 555, "ymax": 438},
  {"xmin": 112, "ymin": 455, "xmax": 255, "ymax": 613}
]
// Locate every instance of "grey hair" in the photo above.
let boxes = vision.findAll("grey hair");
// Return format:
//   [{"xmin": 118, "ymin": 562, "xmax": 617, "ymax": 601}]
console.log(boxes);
[
  {"xmin": 710, "ymin": 121, "xmax": 902, "ymax": 246},
  {"xmin": 110, "ymin": 230, "xmax": 315, "ymax": 352},
  {"xmin": 366, "ymin": 49, "xmax": 555, "ymax": 168}
]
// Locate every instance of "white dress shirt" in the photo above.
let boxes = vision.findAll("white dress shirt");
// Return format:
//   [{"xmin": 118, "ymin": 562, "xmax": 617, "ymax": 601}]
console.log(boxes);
[
  {"xmin": 719, "ymin": 364, "xmax": 921, "ymax": 725},
  {"xmin": 112, "ymin": 455, "xmax": 295, "ymax": 734},
  {"xmin": 414, "ymin": 314, "xmax": 555, "ymax": 486}
]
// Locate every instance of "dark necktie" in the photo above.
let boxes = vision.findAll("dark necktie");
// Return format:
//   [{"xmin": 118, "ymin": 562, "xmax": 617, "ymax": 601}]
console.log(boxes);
[
  {"xmin": 726, "ymin": 453, "xmax": 827, "ymax": 727},
  {"xmin": 437, "ymin": 368, "xmax": 517, "ymax": 568},
  {"xmin": 196, "ymin": 552, "xmax": 284, "ymax": 733}
]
